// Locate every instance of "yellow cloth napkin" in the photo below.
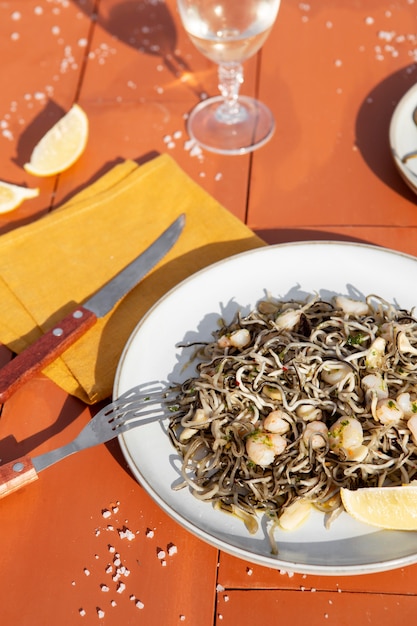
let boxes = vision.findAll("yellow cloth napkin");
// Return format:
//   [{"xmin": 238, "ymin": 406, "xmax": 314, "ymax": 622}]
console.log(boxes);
[{"xmin": 0, "ymin": 154, "xmax": 265, "ymax": 404}]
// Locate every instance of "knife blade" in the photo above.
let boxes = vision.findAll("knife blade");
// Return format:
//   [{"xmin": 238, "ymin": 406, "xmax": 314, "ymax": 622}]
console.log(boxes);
[{"xmin": 0, "ymin": 214, "xmax": 185, "ymax": 403}]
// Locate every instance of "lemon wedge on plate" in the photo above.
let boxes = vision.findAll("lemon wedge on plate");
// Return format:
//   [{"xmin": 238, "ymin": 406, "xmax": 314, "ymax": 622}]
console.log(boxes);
[
  {"xmin": 24, "ymin": 104, "xmax": 88, "ymax": 177},
  {"xmin": 341, "ymin": 486, "xmax": 417, "ymax": 530},
  {"xmin": 0, "ymin": 181, "xmax": 39, "ymax": 213}
]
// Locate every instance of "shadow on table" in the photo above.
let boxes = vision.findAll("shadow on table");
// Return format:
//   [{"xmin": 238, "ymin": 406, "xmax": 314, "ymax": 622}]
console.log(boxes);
[
  {"xmin": 355, "ymin": 64, "xmax": 417, "ymax": 203},
  {"xmin": 0, "ymin": 393, "xmax": 88, "ymax": 464},
  {"xmin": 79, "ymin": 0, "xmax": 206, "ymax": 98},
  {"xmin": 254, "ymin": 228, "xmax": 372, "ymax": 246}
]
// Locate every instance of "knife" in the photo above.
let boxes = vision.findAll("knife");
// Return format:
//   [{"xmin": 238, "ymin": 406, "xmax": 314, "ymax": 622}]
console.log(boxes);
[{"xmin": 0, "ymin": 214, "xmax": 185, "ymax": 403}]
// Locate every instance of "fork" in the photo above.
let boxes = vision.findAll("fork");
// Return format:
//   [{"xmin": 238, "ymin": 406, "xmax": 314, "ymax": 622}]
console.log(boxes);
[{"xmin": 0, "ymin": 383, "xmax": 178, "ymax": 500}]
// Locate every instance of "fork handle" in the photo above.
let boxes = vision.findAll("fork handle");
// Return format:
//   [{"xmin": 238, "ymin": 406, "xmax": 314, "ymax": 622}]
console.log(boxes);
[{"xmin": 0, "ymin": 455, "xmax": 38, "ymax": 499}]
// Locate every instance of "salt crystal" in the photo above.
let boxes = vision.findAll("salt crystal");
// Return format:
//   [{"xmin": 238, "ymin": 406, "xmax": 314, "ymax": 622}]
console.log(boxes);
[
  {"xmin": 218, "ymin": 616, "xmax": 223, "ymax": 621},
  {"xmin": 34, "ymin": 6, "xmax": 43, "ymax": 15},
  {"xmin": 146, "ymin": 529, "xmax": 154, "ymax": 538},
  {"xmin": 365, "ymin": 16, "xmax": 374, "ymax": 25},
  {"xmin": 102, "ymin": 509, "xmax": 111, "ymax": 519},
  {"xmin": 167, "ymin": 142, "xmax": 175, "ymax": 149},
  {"xmin": 118, "ymin": 527, "xmax": 135, "ymax": 541},
  {"xmin": 246, "ymin": 568, "xmax": 253, "ymax": 576},
  {"xmin": 11, "ymin": 11, "xmax": 21, "ymax": 20},
  {"xmin": 161, "ymin": 560, "xmax": 167, "ymax": 567},
  {"xmin": 214, "ymin": 173, "xmax": 223, "ymax": 181},
  {"xmin": 173, "ymin": 130, "xmax": 182, "ymax": 140},
  {"xmin": 334, "ymin": 59, "xmax": 342, "ymax": 67},
  {"xmin": 136, "ymin": 600, "xmax": 145, "ymax": 609},
  {"xmin": 51, "ymin": 26, "xmax": 60, "ymax": 36},
  {"xmin": 157, "ymin": 549, "xmax": 166, "ymax": 560},
  {"xmin": 84, "ymin": 568, "xmax": 90, "ymax": 576},
  {"xmin": 224, "ymin": 595, "xmax": 229, "ymax": 602},
  {"xmin": 179, "ymin": 616, "xmax": 186, "ymax": 621},
  {"xmin": 168, "ymin": 544, "xmax": 177, "ymax": 556},
  {"xmin": 111, "ymin": 600, "xmax": 117, "ymax": 607},
  {"xmin": 78, "ymin": 38, "xmax": 88, "ymax": 47},
  {"xmin": 11, "ymin": 33, "xmax": 20, "ymax": 41},
  {"xmin": 97, "ymin": 608, "xmax": 105, "ymax": 619},
  {"xmin": 108, "ymin": 545, "xmax": 116, "ymax": 553},
  {"xmin": 79, "ymin": 608, "xmax": 86, "ymax": 616},
  {"xmin": 216, "ymin": 584, "xmax": 225, "ymax": 592},
  {"xmin": 117, "ymin": 582, "xmax": 126, "ymax": 594},
  {"xmin": 105, "ymin": 565, "xmax": 112, "ymax": 574}
]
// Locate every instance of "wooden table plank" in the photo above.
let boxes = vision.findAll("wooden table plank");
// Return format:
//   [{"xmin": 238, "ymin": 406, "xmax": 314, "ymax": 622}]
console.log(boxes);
[
  {"xmin": 214, "ymin": 588, "xmax": 417, "ymax": 626},
  {"xmin": 0, "ymin": 377, "xmax": 218, "ymax": 626},
  {"xmin": 248, "ymin": 1, "xmax": 417, "ymax": 233}
]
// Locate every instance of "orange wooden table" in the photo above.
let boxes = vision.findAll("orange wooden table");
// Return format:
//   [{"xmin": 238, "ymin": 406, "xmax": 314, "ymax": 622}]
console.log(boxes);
[{"xmin": 1, "ymin": 1, "xmax": 417, "ymax": 625}]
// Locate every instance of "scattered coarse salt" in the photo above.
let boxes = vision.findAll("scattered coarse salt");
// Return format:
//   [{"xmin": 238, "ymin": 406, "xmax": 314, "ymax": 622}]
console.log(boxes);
[
  {"xmin": 216, "ymin": 584, "xmax": 225, "ymax": 592},
  {"xmin": 84, "ymin": 568, "xmax": 90, "ymax": 577},
  {"xmin": 97, "ymin": 608, "xmax": 105, "ymax": 619},
  {"xmin": 111, "ymin": 600, "xmax": 117, "ymax": 607},
  {"xmin": 135, "ymin": 600, "xmax": 145, "ymax": 609},
  {"xmin": 161, "ymin": 560, "xmax": 167, "ymax": 567},
  {"xmin": 173, "ymin": 130, "xmax": 182, "ymax": 140},
  {"xmin": 95, "ymin": 529, "xmax": 101, "ymax": 537},
  {"xmin": 101, "ymin": 585, "xmax": 110, "ymax": 592},
  {"xmin": 246, "ymin": 568, "xmax": 253, "ymax": 576},
  {"xmin": 105, "ymin": 564, "xmax": 112, "ymax": 574},
  {"xmin": 108, "ymin": 545, "xmax": 116, "ymax": 553},
  {"xmin": 218, "ymin": 615, "xmax": 223, "ymax": 621},
  {"xmin": 157, "ymin": 549, "xmax": 166, "ymax": 560},
  {"xmin": 51, "ymin": 25, "xmax": 60, "ymax": 36},
  {"xmin": 365, "ymin": 16, "xmax": 375, "ymax": 25},
  {"xmin": 179, "ymin": 616, "xmax": 186, "ymax": 621},
  {"xmin": 79, "ymin": 608, "xmax": 86, "ymax": 617},
  {"xmin": 71, "ymin": 581, "xmax": 76, "ymax": 586},
  {"xmin": 130, "ymin": 594, "xmax": 136, "ymax": 601},
  {"xmin": 34, "ymin": 6, "xmax": 43, "ymax": 15},
  {"xmin": 102, "ymin": 509, "xmax": 111, "ymax": 519},
  {"xmin": 146, "ymin": 528, "xmax": 154, "ymax": 538},
  {"xmin": 224, "ymin": 595, "xmax": 229, "ymax": 602},
  {"xmin": 11, "ymin": 33, "xmax": 20, "ymax": 41},
  {"xmin": 78, "ymin": 38, "xmax": 88, "ymax": 47},
  {"xmin": 11, "ymin": 11, "xmax": 21, "ymax": 20}
]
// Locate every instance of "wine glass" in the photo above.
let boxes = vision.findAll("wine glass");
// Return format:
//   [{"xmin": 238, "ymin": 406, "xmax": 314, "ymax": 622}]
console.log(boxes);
[{"xmin": 177, "ymin": 0, "xmax": 281, "ymax": 155}]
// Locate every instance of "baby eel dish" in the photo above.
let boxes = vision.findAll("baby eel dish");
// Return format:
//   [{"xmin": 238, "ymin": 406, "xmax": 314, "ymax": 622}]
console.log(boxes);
[{"xmin": 168, "ymin": 295, "xmax": 417, "ymax": 539}]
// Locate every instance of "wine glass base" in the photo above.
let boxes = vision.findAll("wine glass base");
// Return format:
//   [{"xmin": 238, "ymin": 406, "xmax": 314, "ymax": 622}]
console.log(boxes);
[{"xmin": 187, "ymin": 95, "xmax": 275, "ymax": 155}]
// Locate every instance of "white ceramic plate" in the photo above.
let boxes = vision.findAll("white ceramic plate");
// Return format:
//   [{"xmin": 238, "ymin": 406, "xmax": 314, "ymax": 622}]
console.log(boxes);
[
  {"xmin": 114, "ymin": 242, "xmax": 417, "ymax": 576},
  {"xmin": 389, "ymin": 82, "xmax": 417, "ymax": 193}
]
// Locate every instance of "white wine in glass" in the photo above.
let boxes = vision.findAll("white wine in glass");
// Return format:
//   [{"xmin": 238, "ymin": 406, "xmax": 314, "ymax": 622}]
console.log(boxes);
[{"xmin": 177, "ymin": 0, "xmax": 281, "ymax": 155}]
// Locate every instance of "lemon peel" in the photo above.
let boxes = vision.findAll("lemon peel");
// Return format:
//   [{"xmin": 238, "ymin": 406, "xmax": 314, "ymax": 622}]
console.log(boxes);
[
  {"xmin": 0, "ymin": 181, "xmax": 40, "ymax": 213},
  {"xmin": 24, "ymin": 104, "xmax": 88, "ymax": 177},
  {"xmin": 341, "ymin": 485, "xmax": 417, "ymax": 530}
]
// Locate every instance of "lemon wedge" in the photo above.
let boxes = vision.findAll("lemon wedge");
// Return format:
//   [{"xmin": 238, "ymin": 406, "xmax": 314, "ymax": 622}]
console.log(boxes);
[
  {"xmin": 24, "ymin": 104, "xmax": 88, "ymax": 177},
  {"xmin": 0, "ymin": 181, "xmax": 39, "ymax": 213},
  {"xmin": 341, "ymin": 486, "xmax": 417, "ymax": 530}
]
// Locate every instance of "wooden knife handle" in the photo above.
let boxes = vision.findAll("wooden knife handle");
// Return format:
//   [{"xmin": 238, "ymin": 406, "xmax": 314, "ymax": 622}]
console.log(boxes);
[
  {"xmin": 0, "ymin": 306, "xmax": 97, "ymax": 404},
  {"xmin": 0, "ymin": 455, "xmax": 38, "ymax": 499}
]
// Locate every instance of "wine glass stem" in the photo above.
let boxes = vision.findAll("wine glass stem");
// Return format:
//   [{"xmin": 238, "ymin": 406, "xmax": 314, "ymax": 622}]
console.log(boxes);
[{"xmin": 216, "ymin": 63, "xmax": 247, "ymax": 124}]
